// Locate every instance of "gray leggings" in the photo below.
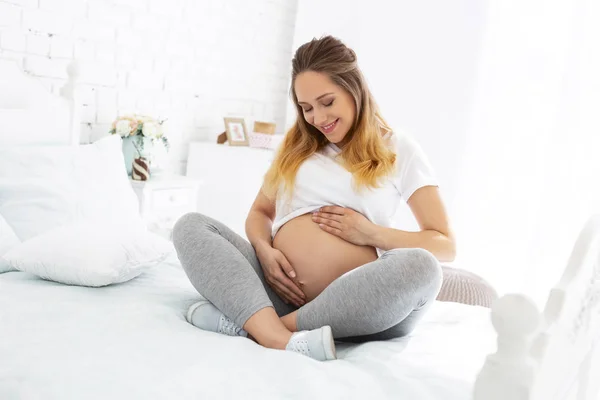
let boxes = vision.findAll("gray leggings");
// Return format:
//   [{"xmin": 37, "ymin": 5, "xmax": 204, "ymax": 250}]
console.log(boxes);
[{"xmin": 172, "ymin": 212, "xmax": 443, "ymax": 342}]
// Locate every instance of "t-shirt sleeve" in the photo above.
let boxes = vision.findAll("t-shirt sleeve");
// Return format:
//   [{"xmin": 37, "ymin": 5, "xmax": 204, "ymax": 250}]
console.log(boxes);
[{"xmin": 391, "ymin": 133, "xmax": 439, "ymax": 201}]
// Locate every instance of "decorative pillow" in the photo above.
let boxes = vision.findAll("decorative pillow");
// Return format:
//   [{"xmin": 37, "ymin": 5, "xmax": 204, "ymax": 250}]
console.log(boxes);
[
  {"xmin": 436, "ymin": 265, "xmax": 499, "ymax": 308},
  {"xmin": 2, "ymin": 221, "xmax": 173, "ymax": 287},
  {"xmin": 0, "ymin": 214, "xmax": 19, "ymax": 273},
  {"xmin": 0, "ymin": 134, "xmax": 144, "ymax": 242}
]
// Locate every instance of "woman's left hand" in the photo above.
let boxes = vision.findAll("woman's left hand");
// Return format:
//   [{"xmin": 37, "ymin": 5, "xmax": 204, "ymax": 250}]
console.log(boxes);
[{"xmin": 312, "ymin": 206, "xmax": 377, "ymax": 246}]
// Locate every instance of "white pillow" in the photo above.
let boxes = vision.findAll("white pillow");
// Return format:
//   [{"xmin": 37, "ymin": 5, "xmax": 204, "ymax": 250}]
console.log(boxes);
[
  {"xmin": 0, "ymin": 214, "xmax": 19, "ymax": 273},
  {"xmin": 3, "ymin": 221, "xmax": 173, "ymax": 287},
  {"xmin": 0, "ymin": 135, "xmax": 144, "ymax": 241}
]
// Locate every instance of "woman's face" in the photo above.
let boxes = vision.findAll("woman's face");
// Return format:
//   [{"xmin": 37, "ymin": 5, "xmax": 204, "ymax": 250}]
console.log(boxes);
[{"xmin": 295, "ymin": 71, "xmax": 356, "ymax": 147}]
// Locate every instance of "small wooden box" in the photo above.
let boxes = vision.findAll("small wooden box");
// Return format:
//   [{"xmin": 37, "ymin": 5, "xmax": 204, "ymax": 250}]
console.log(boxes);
[{"xmin": 253, "ymin": 121, "xmax": 276, "ymax": 135}]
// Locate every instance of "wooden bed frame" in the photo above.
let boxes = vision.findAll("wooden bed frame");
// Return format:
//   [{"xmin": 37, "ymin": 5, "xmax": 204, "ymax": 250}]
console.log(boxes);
[{"xmin": 1, "ymin": 57, "xmax": 599, "ymax": 400}]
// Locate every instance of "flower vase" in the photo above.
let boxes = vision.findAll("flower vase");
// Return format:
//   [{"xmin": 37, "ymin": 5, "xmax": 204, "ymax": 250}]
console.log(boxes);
[
  {"xmin": 121, "ymin": 136, "xmax": 138, "ymax": 175},
  {"xmin": 131, "ymin": 157, "xmax": 150, "ymax": 181}
]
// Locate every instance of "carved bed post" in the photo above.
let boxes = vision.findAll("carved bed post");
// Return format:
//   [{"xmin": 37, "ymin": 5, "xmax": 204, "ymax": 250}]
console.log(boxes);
[
  {"xmin": 473, "ymin": 294, "xmax": 541, "ymax": 400},
  {"xmin": 59, "ymin": 60, "xmax": 80, "ymax": 145}
]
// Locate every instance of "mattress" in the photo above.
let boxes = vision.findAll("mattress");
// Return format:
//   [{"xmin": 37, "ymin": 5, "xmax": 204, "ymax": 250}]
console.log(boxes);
[{"xmin": 0, "ymin": 250, "xmax": 496, "ymax": 400}]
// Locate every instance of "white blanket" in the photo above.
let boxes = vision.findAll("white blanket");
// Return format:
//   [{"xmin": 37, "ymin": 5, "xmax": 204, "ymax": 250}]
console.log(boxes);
[{"xmin": 0, "ymin": 251, "xmax": 496, "ymax": 400}]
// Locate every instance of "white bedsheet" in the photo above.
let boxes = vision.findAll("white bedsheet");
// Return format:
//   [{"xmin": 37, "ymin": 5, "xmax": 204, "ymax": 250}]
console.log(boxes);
[{"xmin": 0, "ymin": 250, "xmax": 496, "ymax": 400}]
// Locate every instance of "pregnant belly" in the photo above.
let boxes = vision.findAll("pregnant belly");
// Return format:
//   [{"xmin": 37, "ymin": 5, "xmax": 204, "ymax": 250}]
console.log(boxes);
[{"xmin": 272, "ymin": 213, "xmax": 378, "ymax": 302}]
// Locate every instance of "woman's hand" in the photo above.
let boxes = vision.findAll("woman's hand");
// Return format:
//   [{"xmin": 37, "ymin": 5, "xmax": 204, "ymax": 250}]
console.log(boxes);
[
  {"xmin": 312, "ymin": 206, "xmax": 377, "ymax": 246},
  {"xmin": 256, "ymin": 244, "xmax": 306, "ymax": 307}
]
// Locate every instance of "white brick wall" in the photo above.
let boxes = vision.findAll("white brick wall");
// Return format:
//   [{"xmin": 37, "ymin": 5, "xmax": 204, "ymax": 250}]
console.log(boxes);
[{"xmin": 0, "ymin": 0, "xmax": 298, "ymax": 173}]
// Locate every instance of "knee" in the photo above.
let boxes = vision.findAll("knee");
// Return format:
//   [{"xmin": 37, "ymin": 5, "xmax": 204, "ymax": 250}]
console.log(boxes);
[
  {"xmin": 383, "ymin": 248, "xmax": 442, "ymax": 292},
  {"xmin": 413, "ymin": 248, "xmax": 442, "ymax": 286},
  {"xmin": 172, "ymin": 212, "xmax": 212, "ymax": 247}
]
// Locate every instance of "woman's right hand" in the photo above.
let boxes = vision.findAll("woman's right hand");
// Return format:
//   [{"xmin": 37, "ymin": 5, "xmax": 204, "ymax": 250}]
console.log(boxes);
[{"xmin": 256, "ymin": 245, "xmax": 306, "ymax": 307}]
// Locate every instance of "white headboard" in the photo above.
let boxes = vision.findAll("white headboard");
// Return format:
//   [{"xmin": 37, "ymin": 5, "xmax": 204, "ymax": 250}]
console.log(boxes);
[{"xmin": 0, "ymin": 58, "xmax": 79, "ymax": 146}]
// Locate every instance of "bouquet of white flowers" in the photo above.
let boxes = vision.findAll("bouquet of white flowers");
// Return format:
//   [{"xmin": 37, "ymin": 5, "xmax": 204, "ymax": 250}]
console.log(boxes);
[
  {"xmin": 109, "ymin": 115, "xmax": 171, "ymax": 177},
  {"xmin": 110, "ymin": 115, "xmax": 169, "ymax": 153}
]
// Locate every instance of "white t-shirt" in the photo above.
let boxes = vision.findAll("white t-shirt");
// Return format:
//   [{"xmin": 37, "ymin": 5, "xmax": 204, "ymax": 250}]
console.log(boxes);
[{"xmin": 271, "ymin": 130, "xmax": 438, "ymax": 256}]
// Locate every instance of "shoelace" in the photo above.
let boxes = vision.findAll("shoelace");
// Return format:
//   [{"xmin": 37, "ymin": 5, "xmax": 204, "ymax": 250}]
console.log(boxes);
[
  {"xmin": 287, "ymin": 336, "xmax": 310, "ymax": 355},
  {"xmin": 218, "ymin": 315, "xmax": 244, "ymax": 336}
]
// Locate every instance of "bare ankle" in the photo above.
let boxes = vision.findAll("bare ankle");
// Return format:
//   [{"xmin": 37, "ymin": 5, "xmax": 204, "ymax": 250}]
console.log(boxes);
[
  {"xmin": 280, "ymin": 311, "xmax": 298, "ymax": 332},
  {"xmin": 242, "ymin": 307, "xmax": 294, "ymax": 350}
]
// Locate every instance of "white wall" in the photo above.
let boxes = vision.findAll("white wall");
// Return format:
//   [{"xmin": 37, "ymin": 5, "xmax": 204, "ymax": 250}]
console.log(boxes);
[
  {"xmin": 0, "ymin": 0, "xmax": 298, "ymax": 172},
  {"xmin": 452, "ymin": 0, "xmax": 600, "ymax": 305}
]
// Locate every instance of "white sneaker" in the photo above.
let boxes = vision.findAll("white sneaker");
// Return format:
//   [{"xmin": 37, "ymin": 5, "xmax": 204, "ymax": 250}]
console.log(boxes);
[
  {"xmin": 285, "ymin": 325, "xmax": 337, "ymax": 361},
  {"xmin": 186, "ymin": 300, "xmax": 248, "ymax": 337}
]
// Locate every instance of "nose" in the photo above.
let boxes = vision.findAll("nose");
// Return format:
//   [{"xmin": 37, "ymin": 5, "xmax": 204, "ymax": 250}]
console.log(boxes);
[{"xmin": 313, "ymin": 109, "xmax": 327, "ymax": 126}]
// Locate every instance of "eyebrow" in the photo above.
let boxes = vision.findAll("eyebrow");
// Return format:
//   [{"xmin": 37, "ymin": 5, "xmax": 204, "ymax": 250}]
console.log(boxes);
[{"xmin": 297, "ymin": 92, "xmax": 334, "ymax": 105}]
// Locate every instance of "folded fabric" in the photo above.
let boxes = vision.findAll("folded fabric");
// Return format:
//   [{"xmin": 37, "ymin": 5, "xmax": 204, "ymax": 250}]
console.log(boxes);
[
  {"xmin": 3, "ymin": 222, "xmax": 174, "ymax": 287},
  {"xmin": 0, "ymin": 214, "xmax": 19, "ymax": 273}
]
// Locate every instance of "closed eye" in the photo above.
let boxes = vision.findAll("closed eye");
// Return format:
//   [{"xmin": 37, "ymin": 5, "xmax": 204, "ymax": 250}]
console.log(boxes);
[{"xmin": 301, "ymin": 99, "xmax": 333, "ymax": 113}]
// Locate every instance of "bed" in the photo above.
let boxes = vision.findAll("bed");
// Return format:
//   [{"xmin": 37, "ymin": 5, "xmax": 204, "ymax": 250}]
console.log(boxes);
[{"xmin": 1, "ymin": 58, "xmax": 599, "ymax": 400}]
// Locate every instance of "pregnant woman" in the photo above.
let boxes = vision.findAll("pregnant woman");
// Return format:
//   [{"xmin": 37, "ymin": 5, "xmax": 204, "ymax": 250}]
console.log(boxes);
[{"xmin": 173, "ymin": 35, "xmax": 455, "ymax": 361}]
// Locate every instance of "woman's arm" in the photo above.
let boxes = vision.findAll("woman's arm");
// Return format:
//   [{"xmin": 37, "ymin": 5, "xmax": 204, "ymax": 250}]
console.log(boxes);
[
  {"xmin": 246, "ymin": 188, "xmax": 306, "ymax": 306},
  {"xmin": 314, "ymin": 186, "xmax": 456, "ymax": 262},
  {"xmin": 245, "ymin": 189, "xmax": 276, "ymax": 254},
  {"xmin": 370, "ymin": 186, "xmax": 456, "ymax": 262}
]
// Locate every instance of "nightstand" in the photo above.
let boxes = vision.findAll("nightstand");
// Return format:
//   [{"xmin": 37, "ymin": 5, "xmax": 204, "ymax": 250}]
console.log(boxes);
[{"xmin": 130, "ymin": 175, "xmax": 202, "ymax": 239}]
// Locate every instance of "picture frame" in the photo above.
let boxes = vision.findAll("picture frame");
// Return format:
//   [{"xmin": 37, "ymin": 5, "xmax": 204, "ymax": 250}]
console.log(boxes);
[{"xmin": 223, "ymin": 117, "xmax": 249, "ymax": 146}]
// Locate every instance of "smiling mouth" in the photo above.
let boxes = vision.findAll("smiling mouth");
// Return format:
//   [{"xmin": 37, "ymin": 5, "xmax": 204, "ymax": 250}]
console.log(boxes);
[{"xmin": 320, "ymin": 119, "xmax": 339, "ymax": 134}]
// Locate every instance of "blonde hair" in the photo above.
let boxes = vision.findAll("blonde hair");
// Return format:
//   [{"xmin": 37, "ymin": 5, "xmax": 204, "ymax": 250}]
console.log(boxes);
[{"xmin": 262, "ymin": 35, "xmax": 396, "ymax": 200}]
